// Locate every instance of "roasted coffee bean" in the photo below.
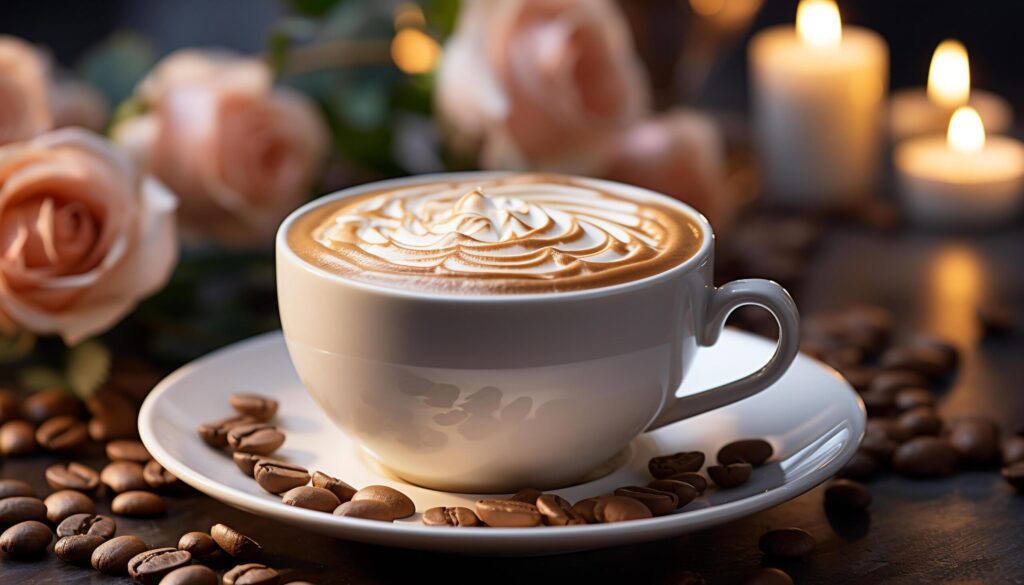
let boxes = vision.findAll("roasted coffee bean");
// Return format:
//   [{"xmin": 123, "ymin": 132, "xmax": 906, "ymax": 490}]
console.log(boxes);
[
  {"xmin": 0, "ymin": 496, "xmax": 46, "ymax": 524},
  {"xmin": 893, "ymin": 437, "xmax": 958, "ymax": 477},
  {"xmin": 1002, "ymin": 462, "xmax": 1024, "ymax": 491},
  {"xmin": 534, "ymin": 494, "xmax": 585, "ymax": 526},
  {"xmin": 0, "ymin": 420, "xmax": 36, "ymax": 456},
  {"xmin": 571, "ymin": 497, "xmax": 601, "ymax": 524},
  {"xmin": 22, "ymin": 389, "xmax": 80, "ymax": 423},
  {"xmin": 896, "ymin": 407, "xmax": 943, "ymax": 437},
  {"xmin": 178, "ymin": 531, "xmax": 218, "ymax": 559},
  {"xmin": 475, "ymin": 499, "xmax": 542, "ymax": 527},
  {"xmin": 665, "ymin": 472, "xmax": 708, "ymax": 494},
  {"xmin": 333, "ymin": 500, "xmax": 394, "ymax": 521},
  {"xmin": 311, "ymin": 471, "xmax": 356, "ymax": 503},
  {"xmin": 87, "ymin": 390, "xmax": 139, "ymax": 442},
  {"xmin": 869, "ymin": 370, "xmax": 930, "ymax": 397},
  {"xmin": 860, "ymin": 433, "xmax": 897, "ymax": 463},
  {"xmin": 229, "ymin": 393, "xmax": 279, "ymax": 422},
  {"xmin": 112, "ymin": 491, "xmax": 166, "ymax": 517},
  {"xmin": 351, "ymin": 485, "xmax": 415, "ymax": 520},
  {"xmin": 35, "ymin": 415, "xmax": 88, "ymax": 451},
  {"xmin": 947, "ymin": 417, "xmax": 1001, "ymax": 466},
  {"xmin": 647, "ymin": 480, "xmax": 699, "ymax": 507},
  {"xmin": 44, "ymin": 490, "xmax": 95, "ymax": 524},
  {"xmin": 614, "ymin": 486, "xmax": 678, "ymax": 516},
  {"xmin": 0, "ymin": 389, "xmax": 18, "ymax": 424},
  {"xmin": 57, "ymin": 513, "xmax": 116, "ymax": 539},
  {"xmin": 1003, "ymin": 436, "xmax": 1024, "ymax": 466},
  {"xmin": 880, "ymin": 344, "xmax": 951, "ymax": 381},
  {"xmin": 212, "ymin": 523, "xmax": 262, "ymax": 562},
  {"xmin": 838, "ymin": 366, "xmax": 875, "ymax": 393},
  {"xmin": 707, "ymin": 462, "xmax": 752, "ymax": 489},
  {"xmin": 143, "ymin": 460, "xmax": 180, "ymax": 490},
  {"xmin": 0, "ymin": 520, "xmax": 52, "ymax": 558},
  {"xmin": 977, "ymin": 301, "xmax": 1017, "ymax": 337},
  {"xmin": 422, "ymin": 506, "xmax": 481, "ymax": 527},
  {"xmin": 197, "ymin": 415, "xmax": 256, "ymax": 448},
  {"xmin": 55, "ymin": 534, "xmax": 106, "ymax": 563},
  {"xmin": 102, "ymin": 461, "xmax": 148, "ymax": 493},
  {"xmin": 649, "ymin": 451, "xmax": 705, "ymax": 478},
  {"xmin": 223, "ymin": 563, "xmax": 280, "ymax": 585},
  {"xmin": 253, "ymin": 459, "xmax": 309, "ymax": 494},
  {"xmin": 233, "ymin": 452, "xmax": 261, "ymax": 476},
  {"xmin": 840, "ymin": 305, "xmax": 893, "ymax": 346},
  {"xmin": 0, "ymin": 479, "xmax": 36, "ymax": 499},
  {"xmin": 743, "ymin": 567, "xmax": 795, "ymax": 585},
  {"xmin": 839, "ymin": 450, "xmax": 879, "ymax": 480},
  {"xmin": 160, "ymin": 565, "xmax": 219, "ymax": 585},
  {"xmin": 718, "ymin": 439, "xmax": 773, "ymax": 466},
  {"xmin": 824, "ymin": 479, "xmax": 872, "ymax": 511},
  {"xmin": 867, "ymin": 418, "xmax": 913, "ymax": 443},
  {"xmin": 92, "ymin": 534, "xmax": 148, "ymax": 575},
  {"xmin": 227, "ymin": 423, "xmax": 285, "ymax": 455},
  {"xmin": 758, "ymin": 527, "xmax": 815, "ymax": 558},
  {"xmin": 281, "ymin": 486, "xmax": 340, "ymax": 512},
  {"xmin": 509, "ymin": 487, "xmax": 542, "ymax": 504},
  {"xmin": 594, "ymin": 495, "xmax": 653, "ymax": 523},
  {"xmin": 128, "ymin": 547, "xmax": 193, "ymax": 585},
  {"xmin": 860, "ymin": 391, "xmax": 894, "ymax": 417},
  {"xmin": 46, "ymin": 461, "xmax": 100, "ymax": 492},
  {"xmin": 911, "ymin": 337, "xmax": 960, "ymax": 374},
  {"xmin": 894, "ymin": 387, "xmax": 935, "ymax": 411},
  {"xmin": 106, "ymin": 439, "xmax": 151, "ymax": 463}
]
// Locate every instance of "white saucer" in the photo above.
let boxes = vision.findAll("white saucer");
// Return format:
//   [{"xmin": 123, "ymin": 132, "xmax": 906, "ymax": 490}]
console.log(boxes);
[{"xmin": 139, "ymin": 329, "xmax": 865, "ymax": 556}]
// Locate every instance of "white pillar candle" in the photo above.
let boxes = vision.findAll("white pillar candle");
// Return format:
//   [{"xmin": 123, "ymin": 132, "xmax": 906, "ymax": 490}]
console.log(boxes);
[
  {"xmin": 896, "ymin": 106, "xmax": 1024, "ymax": 228},
  {"xmin": 749, "ymin": 0, "xmax": 888, "ymax": 209},
  {"xmin": 890, "ymin": 39, "xmax": 1013, "ymax": 141}
]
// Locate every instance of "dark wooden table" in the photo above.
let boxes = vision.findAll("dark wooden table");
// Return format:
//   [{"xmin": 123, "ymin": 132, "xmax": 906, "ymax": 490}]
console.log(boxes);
[{"xmin": 3, "ymin": 223, "xmax": 1023, "ymax": 585}]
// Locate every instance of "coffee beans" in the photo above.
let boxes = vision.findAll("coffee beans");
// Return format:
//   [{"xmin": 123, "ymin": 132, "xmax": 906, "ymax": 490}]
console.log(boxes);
[
  {"xmin": 509, "ymin": 487, "xmax": 542, "ymax": 504},
  {"xmin": 87, "ymin": 390, "xmax": 139, "ymax": 442},
  {"xmin": 112, "ymin": 491, "xmax": 166, "ymax": 517},
  {"xmin": 1004, "ymin": 436, "xmax": 1024, "ymax": 466},
  {"xmin": 894, "ymin": 387, "xmax": 934, "ymax": 411},
  {"xmin": 475, "ymin": 499, "xmax": 542, "ymax": 527},
  {"xmin": 102, "ymin": 461, "xmax": 149, "ymax": 493},
  {"xmin": 55, "ymin": 534, "xmax": 106, "ymax": 563},
  {"xmin": 0, "ymin": 389, "xmax": 18, "ymax": 424},
  {"xmin": 717, "ymin": 439, "xmax": 773, "ymax": 466},
  {"xmin": 227, "ymin": 423, "xmax": 285, "ymax": 455},
  {"xmin": 977, "ymin": 301, "xmax": 1016, "ymax": 337},
  {"xmin": 594, "ymin": 496, "xmax": 653, "ymax": 523},
  {"xmin": 161, "ymin": 565, "xmax": 219, "ymax": 585},
  {"xmin": 1002, "ymin": 462, "xmax": 1024, "ymax": 491},
  {"xmin": 229, "ymin": 393, "xmax": 279, "ymax": 422},
  {"xmin": 744, "ymin": 568, "xmax": 795, "ymax": 585},
  {"xmin": 947, "ymin": 417, "xmax": 1001, "ymax": 467},
  {"xmin": 106, "ymin": 439, "xmax": 151, "ymax": 463},
  {"xmin": 423, "ymin": 506, "xmax": 481, "ymax": 527},
  {"xmin": 880, "ymin": 343, "xmax": 952, "ymax": 381},
  {"xmin": 178, "ymin": 531, "xmax": 219, "ymax": 559},
  {"xmin": 860, "ymin": 433, "xmax": 897, "ymax": 464},
  {"xmin": 0, "ymin": 520, "xmax": 52, "ymax": 558},
  {"xmin": 0, "ymin": 496, "xmax": 47, "ymax": 524},
  {"xmin": 707, "ymin": 462, "xmax": 752, "ymax": 489},
  {"xmin": 128, "ymin": 547, "xmax": 193, "ymax": 585},
  {"xmin": 223, "ymin": 563, "xmax": 280, "ymax": 585},
  {"xmin": 57, "ymin": 513, "xmax": 116, "ymax": 538},
  {"xmin": 647, "ymin": 480, "xmax": 699, "ymax": 507},
  {"xmin": 571, "ymin": 497, "xmax": 600, "ymax": 523},
  {"xmin": 758, "ymin": 527, "xmax": 815, "ymax": 558},
  {"xmin": 824, "ymin": 479, "xmax": 872, "ymax": 511},
  {"xmin": 46, "ymin": 461, "xmax": 100, "ymax": 492},
  {"xmin": 22, "ymin": 389, "xmax": 80, "ymax": 423},
  {"xmin": 333, "ymin": 500, "xmax": 395, "ymax": 521},
  {"xmin": 0, "ymin": 479, "xmax": 36, "ymax": 499},
  {"xmin": 664, "ymin": 473, "xmax": 707, "ymax": 494},
  {"xmin": 614, "ymin": 486, "xmax": 678, "ymax": 516},
  {"xmin": 0, "ymin": 420, "xmax": 36, "ymax": 456},
  {"xmin": 896, "ymin": 407, "xmax": 943, "ymax": 437},
  {"xmin": 212, "ymin": 523, "xmax": 262, "ymax": 562},
  {"xmin": 92, "ymin": 534, "xmax": 148, "ymax": 575},
  {"xmin": 351, "ymin": 485, "xmax": 415, "ymax": 520},
  {"xmin": 254, "ymin": 459, "xmax": 309, "ymax": 494},
  {"xmin": 649, "ymin": 451, "xmax": 705, "ymax": 478},
  {"xmin": 281, "ymin": 486, "xmax": 340, "ymax": 512},
  {"xmin": 535, "ymin": 494, "xmax": 585, "ymax": 526},
  {"xmin": 197, "ymin": 415, "xmax": 256, "ymax": 448},
  {"xmin": 35, "ymin": 415, "xmax": 88, "ymax": 451},
  {"xmin": 234, "ymin": 452, "xmax": 261, "ymax": 476},
  {"xmin": 143, "ymin": 460, "xmax": 180, "ymax": 490},
  {"xmin": 869, "ymin": 370, "xmax": 930, "ymax": 397},
  {"xmin": 44, "ymin": 489, "xmax": 95, "ymax": 523},
  {"xmin": 893, "ymin": 437, "xmax": 958, "ymax": 477},
  {"xmin": 311, "ymin": 471, "xmax": 356, "ymax": 503}
]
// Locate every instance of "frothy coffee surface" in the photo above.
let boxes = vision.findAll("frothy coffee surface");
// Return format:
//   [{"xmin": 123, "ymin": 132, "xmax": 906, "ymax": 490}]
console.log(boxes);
[{"xmin": 288, "ymin": 174, "xmax": 702, "ymax": 294}]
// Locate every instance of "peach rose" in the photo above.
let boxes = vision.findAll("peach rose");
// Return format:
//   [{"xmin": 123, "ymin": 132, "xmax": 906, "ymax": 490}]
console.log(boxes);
[
  {"xmin": 606, "ymin": 109, "xmax": 738, "ymax": 229},
  {"xmin": 115, "ymin": 50, "xmax": 328, "ymax": 246},
  {"xmin": 437, "ymin": 0, "xmax": 649, "ymax": 174},
  {"xmin": 0, "ymin": 36, "xmax": 52, "ymax": 145},
  {"xmin": 50, "ymin": 77, "xmax": 110, "ymax": 133},
  {"xmin": 0, "ymin": 128, "xmax": 178, "ymax": 344}
]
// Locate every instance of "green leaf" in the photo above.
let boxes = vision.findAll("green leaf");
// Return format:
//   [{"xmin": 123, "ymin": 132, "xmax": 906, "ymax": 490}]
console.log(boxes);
[
  {"xmin": 0, "ymin": 329, "xmax": 36, "ymax": 363},
  {"xmin": 65, "ymin": 339, "xmax": 112, "ymax": 400},
  {"xmin": 18, "ymin": 366, "xmax": 69, "ymax": 393},
  {"xmin": 288, "ymin": 0, "xmax": 347, "ymax": 18},
  {"xmin": 78, "ymin": 32, "xmax": 157, "ymax": 107}
]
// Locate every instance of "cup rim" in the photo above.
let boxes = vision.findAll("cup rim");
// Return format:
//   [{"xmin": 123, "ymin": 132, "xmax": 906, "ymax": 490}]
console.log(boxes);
[{"xmin": 275, "ymin": 172, "xmax": 715, "ymax": 303}]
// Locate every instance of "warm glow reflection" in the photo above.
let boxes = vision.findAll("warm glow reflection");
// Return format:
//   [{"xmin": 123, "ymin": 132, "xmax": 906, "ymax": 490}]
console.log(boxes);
[
  {"xmin": 948, "ymin": 106, "xmax": 985, "ymax": 154},
  {"xmin": 391, "ymin": 29, "xmax": 441, "ymax": 74},
  {"xmin": 690, "ymin": 0, "xmax": 726, "ymax": 16},
  {"xmin": 928, "ymin": 39, "xmax": 970, "ymax": 109},
  {"xmin": 796, "ymin": 0, "xmax": 842, "ymax": 48},
  {"xmin": 926, "ymin": 244, "xmax": 984, "ymax": 344}
]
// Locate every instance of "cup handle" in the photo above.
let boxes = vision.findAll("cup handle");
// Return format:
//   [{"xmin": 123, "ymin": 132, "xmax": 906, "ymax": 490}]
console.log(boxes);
[{"xmin": 646, "ymin": 279, "xmax": 800, "ymax": 431}]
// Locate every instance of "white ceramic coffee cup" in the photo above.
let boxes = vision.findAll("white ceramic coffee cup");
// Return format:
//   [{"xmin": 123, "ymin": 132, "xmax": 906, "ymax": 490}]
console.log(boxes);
[{"xmin": 276, "ymin": 173, "xmax": 800, "ymax": 493}]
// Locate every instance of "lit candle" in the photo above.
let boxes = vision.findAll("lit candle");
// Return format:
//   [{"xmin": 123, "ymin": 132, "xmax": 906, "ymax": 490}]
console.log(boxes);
[
  {"xmin": 748, "ymin": 0, "xmax": 888, "ymax": 209},
  {"xmin": 890, "ymin": 39, "xmax": 1013, "ymax": 141},
  {"xmin": 896, "ymin": 106, "xmax": 1024, "ymax": 228}
]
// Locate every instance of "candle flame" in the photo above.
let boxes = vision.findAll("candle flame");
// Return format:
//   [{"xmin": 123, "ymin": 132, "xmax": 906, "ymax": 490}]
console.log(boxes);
[
  {"xmin": 928, "ymin": 39, "xmax": 970, "ymax": 109},
  {"xmin": 948, "ymin": 106, "xmax": 985, "ymax": 154},
  {"xmin": 796, "ymin": 0, "xmax": 842, "ymax": 48},
  {"xmin": 391, "ymin": 28, "xmax": 441, "ymax": 75}
]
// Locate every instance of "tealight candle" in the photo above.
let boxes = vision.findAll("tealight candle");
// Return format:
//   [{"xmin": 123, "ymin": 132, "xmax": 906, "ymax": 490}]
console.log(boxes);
[
  {"xmin": 749, "ymin": 0, "xmax": 888, "ymax": 209},
  {"xmin": 890, "ymin": 39, "xmax": 1013, "ymax": 141},
  {"xmin": 896, "ymin": 106, "xmax": 1024, "ymax": 228}
]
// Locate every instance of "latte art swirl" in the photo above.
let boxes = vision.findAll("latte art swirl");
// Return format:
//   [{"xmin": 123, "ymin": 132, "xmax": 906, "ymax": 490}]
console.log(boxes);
[{"xmin": 289, "ymin": 175, "xmax": 701, "ymax": 294}]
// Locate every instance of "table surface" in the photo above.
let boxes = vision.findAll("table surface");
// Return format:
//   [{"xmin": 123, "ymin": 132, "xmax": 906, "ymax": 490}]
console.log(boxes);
[{"xmin": 2, "ymin": 223, "xmax": 1024, "ymax": 585}]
